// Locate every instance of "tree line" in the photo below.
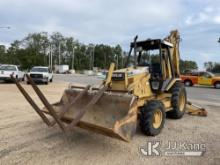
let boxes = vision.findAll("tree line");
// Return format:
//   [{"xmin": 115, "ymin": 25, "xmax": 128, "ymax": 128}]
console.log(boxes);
[
  {"xmin": 0, "ymin": 31, "xmax": 203, "ymax": 73},
  {"xmin": 180, "ymin": 60, "xmax": 198, "ymax": 73},
  {"xmin": 204, "ymin": 62, "xmax": 220, "ymax": 73},
  {"xmin": 0, "ymin": 32, "xmax": 125, "ymax": 70}
]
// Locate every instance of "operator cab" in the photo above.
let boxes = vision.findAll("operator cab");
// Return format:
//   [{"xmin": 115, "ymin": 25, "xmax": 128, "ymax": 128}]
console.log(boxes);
[{"xmin": 126, "ymin": 38, "xmax": 175, "ymax": 92}]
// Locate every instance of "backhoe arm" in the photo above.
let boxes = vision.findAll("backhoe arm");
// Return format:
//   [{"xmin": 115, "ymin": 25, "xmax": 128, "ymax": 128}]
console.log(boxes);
[{"xmin": 164, "ymin": 30, "xmax": 181, "ymax": 76}]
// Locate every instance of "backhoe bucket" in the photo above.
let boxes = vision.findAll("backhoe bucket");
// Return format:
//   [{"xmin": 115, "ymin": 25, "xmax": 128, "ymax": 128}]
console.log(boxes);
[
  {"xmin": 42, "ymin": 88, "xmax": 138, "ymax": 142},
  {"xmin": 186, "ymin": 101, "xmax": 207, "ymax": 116}
]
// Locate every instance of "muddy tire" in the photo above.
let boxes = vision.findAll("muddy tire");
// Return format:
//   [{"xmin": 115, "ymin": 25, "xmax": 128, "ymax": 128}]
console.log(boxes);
[
  {"xmin": 167, "ymin": 82, "xmax": 186, "ymax": 119},
  {"xmin": 140, "ymin": 100, "xmax": 166, "ymax": 136}
]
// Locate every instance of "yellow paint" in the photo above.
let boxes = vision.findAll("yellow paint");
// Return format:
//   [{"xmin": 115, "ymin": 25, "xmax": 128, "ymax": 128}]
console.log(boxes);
[
  {"xmin": 164, "ymin": 30, "xmax": 181, "ymax": 76},
  {"xmin": 153, "ymin": 109, "xmax": 162, "ymax": 129},
  {"xmin": 105, "ymin": 63, "xmax": 115, "ymax": 86},
  {"xmin": 198, "ymin": 76, "xmax": 212, "ymax": 85},
  {"xmin": 165, "ymin": 78, "xmax": 181, "ymax": 91}
]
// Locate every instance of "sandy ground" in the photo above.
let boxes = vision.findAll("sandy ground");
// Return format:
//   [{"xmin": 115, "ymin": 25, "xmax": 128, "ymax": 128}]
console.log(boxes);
[{"xmin": 0, "ymin": 82, "xmax": 220, "ymax": 165}]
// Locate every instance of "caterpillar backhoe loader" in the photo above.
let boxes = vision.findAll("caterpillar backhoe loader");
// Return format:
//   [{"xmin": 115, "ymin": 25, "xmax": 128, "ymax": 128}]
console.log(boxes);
[{"xmin": 12, "ymin": 30, "xmax": 207, "ymax": 142}]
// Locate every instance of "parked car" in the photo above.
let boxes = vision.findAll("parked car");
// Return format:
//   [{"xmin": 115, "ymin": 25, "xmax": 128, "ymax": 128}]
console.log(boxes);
[
  {"xmin": 27, "ymin": 66, "xmax": 53, "ymax": 84},
  {"xmin": 0, "ymin": 64, "xmax": 25, "ymax": 82},
  {"xmin": 180, "ymin": 71, "xmax": 220, "ymax": 88}
]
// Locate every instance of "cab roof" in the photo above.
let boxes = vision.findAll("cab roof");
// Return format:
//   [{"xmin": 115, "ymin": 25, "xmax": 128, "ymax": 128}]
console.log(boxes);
[{"xmin": 130, "ymin": 39, "xmax": 173, "ymax": 50}]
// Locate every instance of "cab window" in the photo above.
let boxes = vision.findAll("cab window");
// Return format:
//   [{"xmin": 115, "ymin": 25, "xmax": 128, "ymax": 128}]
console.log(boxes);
[
  {"xmin": 0, "ymin": 65, "xmax": 17, "ymax": 71},
  {"xmin": 200, "ymin": 72, "xmax": 212, "ymax": 78},
  {"xmin": 191, "ymin": 72, "xmax": 199, "ymax": 76}
]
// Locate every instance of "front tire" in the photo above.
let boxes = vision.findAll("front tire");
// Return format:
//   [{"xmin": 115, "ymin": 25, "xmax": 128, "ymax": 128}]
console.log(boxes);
[
  {"xmin": 167, "ymin": 82, "xmax": 186, "ymax": 119},
  {"xmin": 140, "ymin": 100, "xmax": 166, "ymax": 136},
  {"xmin": 15, "ymin": 75, "xmax": 20, "ymax": 82},
  {"xmin": 44, "ymin": 77, "xmax": 48, "ymax": 85}
]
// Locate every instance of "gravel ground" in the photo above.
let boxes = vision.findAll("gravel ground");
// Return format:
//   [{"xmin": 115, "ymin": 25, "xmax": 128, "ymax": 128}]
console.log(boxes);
[{"xmin": 0, "ymin": 78, "xmax": 220, "ymax": 165}]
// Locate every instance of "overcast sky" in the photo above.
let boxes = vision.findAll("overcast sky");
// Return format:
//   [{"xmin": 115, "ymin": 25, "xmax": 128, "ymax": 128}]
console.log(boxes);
[{"xmin": 0, "ymin": 0, "xmax": 220, "ymax": 69}]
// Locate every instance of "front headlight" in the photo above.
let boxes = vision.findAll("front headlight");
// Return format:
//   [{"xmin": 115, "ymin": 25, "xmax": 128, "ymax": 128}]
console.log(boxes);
[{"xmin": 43, "ymin": 74, "xmax": 48, "ymax": 78}]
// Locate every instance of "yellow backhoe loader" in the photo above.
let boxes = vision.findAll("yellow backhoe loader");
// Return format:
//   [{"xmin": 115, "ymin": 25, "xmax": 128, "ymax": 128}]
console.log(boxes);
[{"xmin": 12, "ymin": 30, "xmax": 207, "ymax": 142}]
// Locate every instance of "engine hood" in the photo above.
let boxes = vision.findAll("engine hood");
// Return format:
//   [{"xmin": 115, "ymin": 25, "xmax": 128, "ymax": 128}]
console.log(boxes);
[
  {"xmin": 113, "ymin": 66, "xmax": 149, "ymax": 77},
  {"xmin": 29, "ymin": 72, "xmax": 48, "ymax": 76}
]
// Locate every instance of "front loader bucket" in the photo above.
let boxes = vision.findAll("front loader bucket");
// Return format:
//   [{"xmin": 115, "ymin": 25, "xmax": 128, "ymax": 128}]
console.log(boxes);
[
  {"xmin": 42, "ymin": 88, "xmax": 138, "ymax": 142},
  {"xmin": 12, "ymin": 74, "xmax": 137, "ymax": 141}
]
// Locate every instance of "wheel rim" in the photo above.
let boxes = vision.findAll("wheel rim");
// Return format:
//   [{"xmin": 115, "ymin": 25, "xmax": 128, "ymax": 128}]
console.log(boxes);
[
  {"xmin": 185, "ymin": 81, "xmax": 190, "ymax": 86},
  {"xmin": 179, "ymin": 92, "xmax": 186, "ymax": 112},
  {"xmin": 216, "ymin": 83, "xmax": 220, "ymax": 89},
  {"xmin": 153, "ymin": 109, "xmax": 162, "ymax": 129}
]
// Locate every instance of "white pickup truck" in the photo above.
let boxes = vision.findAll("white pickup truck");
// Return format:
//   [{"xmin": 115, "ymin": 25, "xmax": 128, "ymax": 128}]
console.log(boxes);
[
  {"xmin": 0, "ymin": 64, "xmax": 25, "ymax": 82},
  {"xmin": 27, "ymin": 66, "xmax": 53, "ymax": 84}
]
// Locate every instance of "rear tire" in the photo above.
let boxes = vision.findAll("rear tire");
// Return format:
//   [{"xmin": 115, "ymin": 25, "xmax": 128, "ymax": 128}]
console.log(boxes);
[
  {"xmin": 140, "ymin": 100, "xmax": 166, "ymax": 136},
  {"xmin": 167, "ymin": 82, "xmax": 186, "ymax": 119},
  {"xmin": 214, "ymin": 82, "xmax": 220, "ymax": 89}
]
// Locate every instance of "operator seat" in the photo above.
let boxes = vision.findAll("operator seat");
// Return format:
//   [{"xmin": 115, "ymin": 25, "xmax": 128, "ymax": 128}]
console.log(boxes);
[{"xmin": 150, "ymin": 63, "xmax": 162, "ymax": 78}]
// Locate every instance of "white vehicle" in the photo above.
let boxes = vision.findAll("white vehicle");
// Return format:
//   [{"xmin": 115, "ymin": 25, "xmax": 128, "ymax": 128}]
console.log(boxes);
[
  {"xmin": 28, "ymin": 66, "xmax": 53, "ymax": 84},
  {"xmin": 0, "ymin": 64, "xmax": 25, "ymax": 82},
  {"xmin": 54, "ymin": 65, "xmax": 69, "ymax": 73}
]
